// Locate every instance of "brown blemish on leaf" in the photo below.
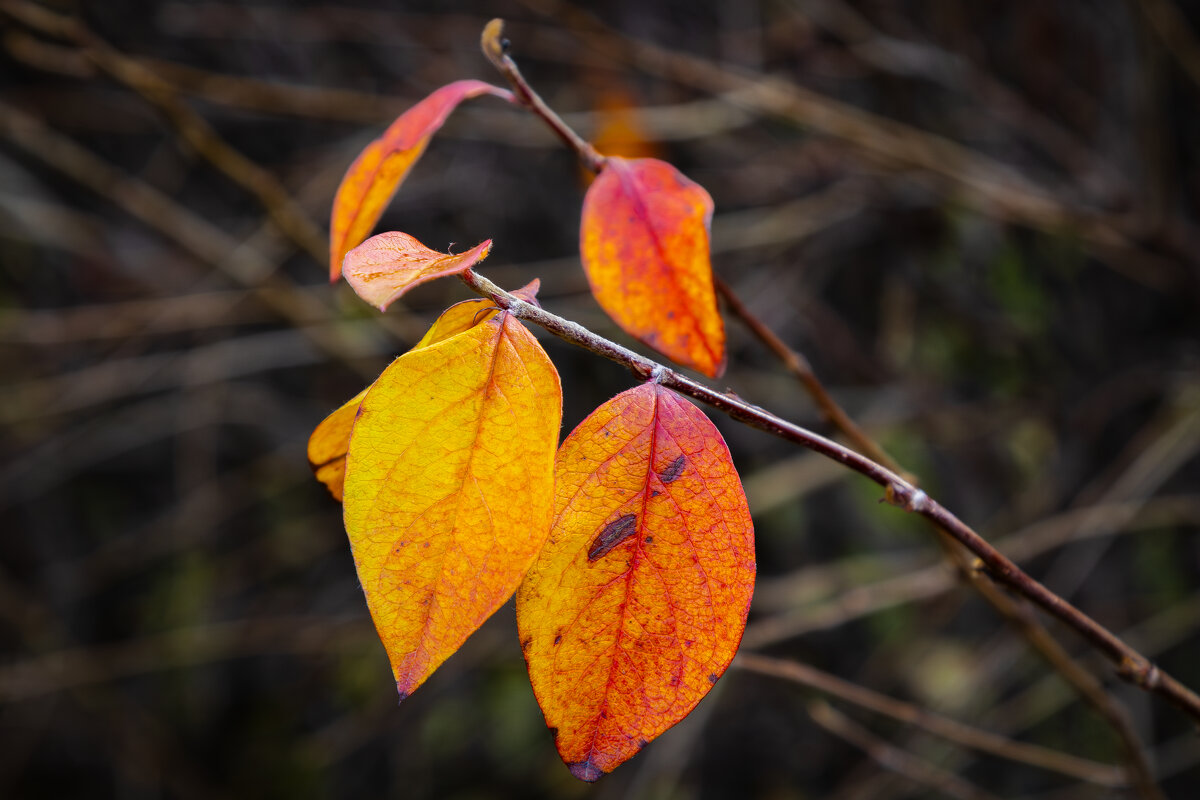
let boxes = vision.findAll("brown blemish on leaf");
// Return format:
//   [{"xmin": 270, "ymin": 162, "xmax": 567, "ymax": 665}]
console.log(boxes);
[
  {"xmin": 708, "ymin": 673, "xmax": 719, "ymax": 684},
  {"xmin": 587, "ymin": 513, "xmax": 638, "ymax": 562},
  {"xmin": 659, "ymin": 455, "xmax": 685, "ymax": 484}
]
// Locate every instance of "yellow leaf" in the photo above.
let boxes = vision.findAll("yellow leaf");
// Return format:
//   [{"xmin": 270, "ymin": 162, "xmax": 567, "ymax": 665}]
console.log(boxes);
[
  {"xmin": 344, "ymin": 312, "xmax": 562, "ymax": 698},
  {"xmin": 306, "ymin": 301, "xmax": 494, "ymax": 501},
  {"xmin": 307, "ymin": 282, "xmax": 541, "ymax": 502}
]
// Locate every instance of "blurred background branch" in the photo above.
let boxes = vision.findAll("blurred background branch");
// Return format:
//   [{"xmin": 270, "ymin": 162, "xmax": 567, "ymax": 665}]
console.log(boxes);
[{"xmin": 2, "ymin": 1, "xmax": 1198, "ymax": 798}]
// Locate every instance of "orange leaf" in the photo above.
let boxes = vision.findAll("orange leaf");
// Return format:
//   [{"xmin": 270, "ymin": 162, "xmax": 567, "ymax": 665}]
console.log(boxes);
[
  {"xmin": 305, "ymin": 282, "xmax": 542, "ymax": 501},
  {"xmin": 591, "ymin": 88, "xmax": 660, "ymax": 162},
  {"xmin": 307, "ymin": 387, "xmax": 368, "ymax": 502},
  {"xmin": 517, "ymin": 383, "xmax": 755, "ymax": 781},
  {"xmin": 329, "ymin": 80, "xmax": 509, "ymax": 280},
  {"xmin": 345, "ymin": 312, "xmax": 562, "ymax": 699},
  {"xmin": 343, "ymin": 232, "xmax": 492, "ymax": 310},
  {"xmin": 579, "ymin": 157, "xmax": 726, "ymax": 378}
]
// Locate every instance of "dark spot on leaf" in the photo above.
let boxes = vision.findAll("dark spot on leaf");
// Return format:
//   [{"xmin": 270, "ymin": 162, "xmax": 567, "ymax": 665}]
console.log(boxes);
[
  {"xmin": 638, "ymin": 738, "xmax": 649, "ymax": 750},
  {"xmin": 553, "ymin": 634, "xmax": 562, "ymax": 645},
  {"xmin": 659, "ymin": 455, "xmax": 685, "ymax": 484},
  {"xmin": 644, "ymin": 536, "xmax": 653, "ymax": 545},
  {"xmin": 568, "ymin": 759, "xmax": 604, "ymax": 782},
  {"xmin": 650, "ymin": 490, "xmax": 660, "ymax": 498},
  {"xmin": 588, "ymin": 513, "xmax": 638, "ymax": 561},
  {"xmin": 708, "ymin": 673, "xmax": 719, "ymax": 684},
  {"xmin": 520, "ymin": 636, "xmax": 532, "ymax": 651}
]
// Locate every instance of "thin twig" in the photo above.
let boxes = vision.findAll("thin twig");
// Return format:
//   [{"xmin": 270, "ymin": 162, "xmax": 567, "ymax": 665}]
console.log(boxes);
[
  {"xmin": 734, "ymin": 653, "xmax": 1127, "ymax": 788},
  {"xmin": 1136, "ymin": 0, "xmax": 1200, "ymax": 91},
  {"xmin": 0, "ymin": 616, "xmax": 371, "ymax": 702},
  {"xmin": 0, "ymin": 98, "xmax": 378, "ymax": 380},
  {"xmin": 713, "ymin": 275, "xmax": 912, "ymax": 480},
  {"xmin": 481, "ymin": 18, "xmax": 910, "ymax": 478},
  {"xmin": 469, "ymin": 20, "xmax": 1200, "ymax": 735},
  {"xmin": 746, "ymin": 495, "xmax": 1200, "ymax": 647},
  {"xmin": 806, "ymin": 700, "xmax": 1004, "ymax": 800},
  {"xmin": 524, "ymin": 0, "xmax": 1193, "ymax": 287},
  {"xmin": 934, "ymin": 537, "xmax": 1163, "ymax": 799},
  {"xmin": 0, "ymin": 0, "xmax": 329, "ymax": 263},
  {"xmin": 480, "ymin": 18, "xmax": 607, "ymax": 173},
  {"xmin": 458, "ymin": 267, "xmax": 1200, "ymax": 724}
]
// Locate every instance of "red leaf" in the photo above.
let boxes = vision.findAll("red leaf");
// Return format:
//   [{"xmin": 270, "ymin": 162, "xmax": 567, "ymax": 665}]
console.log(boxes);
[
  {"xmin": 580, "ymin": 157, "xmax": 726, "ymax": 377},
  {"xmin": 329, "ymin": 80, "xmax": 510, "ymax": 280}
]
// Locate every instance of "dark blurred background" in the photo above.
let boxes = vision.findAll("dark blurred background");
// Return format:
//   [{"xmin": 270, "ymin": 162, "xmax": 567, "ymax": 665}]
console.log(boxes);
[{"xmin": 2, "ymin": 1, "xmax": 1199, "ymax": 797}]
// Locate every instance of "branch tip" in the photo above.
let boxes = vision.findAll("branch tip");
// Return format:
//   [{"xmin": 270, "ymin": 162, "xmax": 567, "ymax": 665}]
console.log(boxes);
[{"xmin": 481, "ymin": 18, "xmax": 506, "ymax": 65}]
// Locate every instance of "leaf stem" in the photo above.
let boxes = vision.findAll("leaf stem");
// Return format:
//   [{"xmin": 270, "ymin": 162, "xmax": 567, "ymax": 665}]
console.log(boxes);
[{"xmin": 460, "ymin": 267, "xmax": 1200, "ymax": 726}]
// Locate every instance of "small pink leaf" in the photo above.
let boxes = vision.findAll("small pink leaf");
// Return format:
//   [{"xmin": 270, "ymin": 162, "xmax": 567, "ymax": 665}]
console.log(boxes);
[{"xmin": 344, "ymin": 232, "xmax": 492, "ymax": 311}]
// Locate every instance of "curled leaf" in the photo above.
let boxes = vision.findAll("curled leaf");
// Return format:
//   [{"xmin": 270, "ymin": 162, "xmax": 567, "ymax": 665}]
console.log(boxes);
[
  {"xmin": 580, "ymin": 157, "xmax": 726, "ymax": 378},
  {"xmin": 517, "ymin": 383, "xmax": 755, "ymax": 781},
  {"xmin": 345, "ymin": 312, "xmax": 562, "ymax": 699},
  {"xmin": 344, "ymin": 232, "xmax": 492, "ymax": 310},
  {"xmin": 307, "ymin": 387, "xmax": 368, "ymax": 502},
  {"xmin": 329, "ymin": 79, "xmax": 509, "ymax": 280}
]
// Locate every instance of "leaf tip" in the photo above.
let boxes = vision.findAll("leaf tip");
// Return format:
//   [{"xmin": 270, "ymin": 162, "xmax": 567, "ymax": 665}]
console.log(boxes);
[
  {"xmin": 567, "ymin": 759, "xmax": 605, "ymax": 783},
  {"xmin": 706, "ymin": 351, "xmax": 727, "ymax": 379},
  {"xmin": 512, "ymin": 278, "xmax": 542, "ymax": 306}
]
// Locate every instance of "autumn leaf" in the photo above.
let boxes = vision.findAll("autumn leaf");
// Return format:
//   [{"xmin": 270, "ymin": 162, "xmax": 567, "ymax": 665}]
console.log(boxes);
[
  {"xmin": 329, "ymin": 80, "xmax": 510, "ymax": 280},
  {"xmin": 344, "ymin": 311, "xmax": 562, "ymax": 699},
  {"xmin": 517, "ymin": 382, "xmax": 755, "ymax": 781},
  {"xmin": 307, "ymin": 280, "xmax": 541, "ymax": 501},
  {"xmin": 343, "ymin": 232, "xmax": 493, "ymax": 311},
  {"xmin": 307, "ymin": 299, "xmax": 494, "ymax": 499},
  {"xmin": 580, "ymin": 157, "xmax": 726, "ymax": 378},
  {"xmin": 591, "ymin": 87, "xmax": 660, "ymax": 162},
  {"xmin": 307, "ymin": 387, "xmax": 367, "ymax": 502}
]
